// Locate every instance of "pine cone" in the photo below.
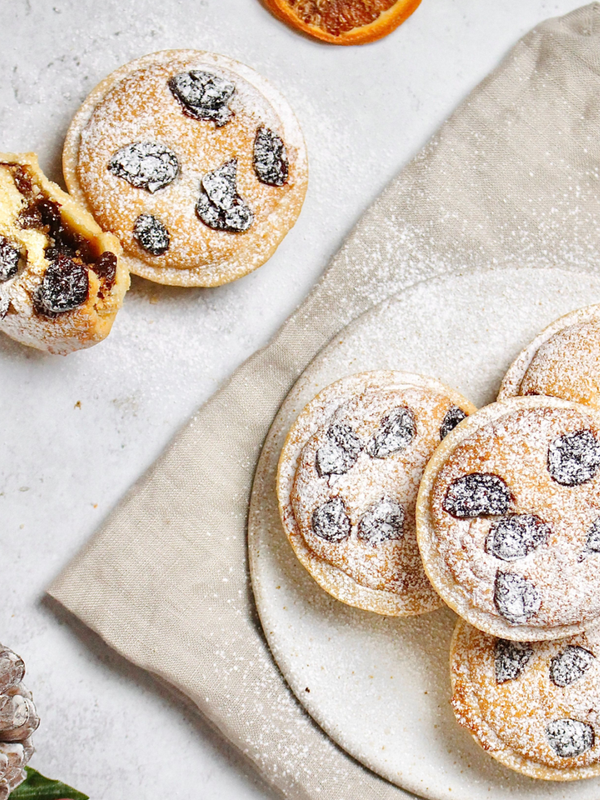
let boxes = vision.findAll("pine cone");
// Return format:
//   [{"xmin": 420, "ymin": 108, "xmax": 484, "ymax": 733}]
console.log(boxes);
[{"xmin": 0, "ymin": 646, "xmax": 39, "ymax": 797}]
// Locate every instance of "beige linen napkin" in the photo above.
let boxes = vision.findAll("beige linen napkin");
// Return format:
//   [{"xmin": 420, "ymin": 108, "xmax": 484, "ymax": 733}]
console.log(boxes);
[{"xmin": 50, "ymin": 5, "xmax": 600, "ymax": 798}]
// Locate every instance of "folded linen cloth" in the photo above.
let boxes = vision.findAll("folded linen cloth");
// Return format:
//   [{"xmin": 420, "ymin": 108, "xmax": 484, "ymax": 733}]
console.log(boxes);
[{"xmin": 49, "ymin": 5, "xmax": 600, "ymax": 798}]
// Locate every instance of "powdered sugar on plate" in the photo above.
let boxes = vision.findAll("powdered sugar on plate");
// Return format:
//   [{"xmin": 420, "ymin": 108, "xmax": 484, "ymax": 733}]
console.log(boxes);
[{"xmin": 248, "ymin": 266, "xmax": 600, "ymax": 800}]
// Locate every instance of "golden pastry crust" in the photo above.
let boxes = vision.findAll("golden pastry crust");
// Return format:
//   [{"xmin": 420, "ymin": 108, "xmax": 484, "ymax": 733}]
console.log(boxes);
[
  {"xmin": 63, "ymin": 50, "xmax": 308, "ymax": 287},
  {"xmin": 277, "ymin": 371, "xmax": 476, "ymax": 615},
  {"xmin": 417, "ymin": 397, "xmax": 600, "ymax": 641},
  {"xmin": 451, "ymin": 618, "xmax": 600, "ymax": 780},
  {"xmin": 499, "ymin": 305, "xmax": 600, "ymax": 407},
  {"xmin": 0, "ymin": 153, "xmax": 128, "ymax": 355}
]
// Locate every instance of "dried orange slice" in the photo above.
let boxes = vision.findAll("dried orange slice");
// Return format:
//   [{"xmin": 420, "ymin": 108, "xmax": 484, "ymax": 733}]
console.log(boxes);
[{"xmin": 262, "ymin": 0, "xmax": 422, "ymax": 45}]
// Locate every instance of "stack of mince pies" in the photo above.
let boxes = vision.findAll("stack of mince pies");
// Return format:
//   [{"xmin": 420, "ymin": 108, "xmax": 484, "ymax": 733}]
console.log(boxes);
[
  {"xmin": 0, "ymin": 50, "xmax": 307, "ymax": 355},
  {"xmin": 276, "ymin": 304, "xmax": 600, "ymax": 781}
]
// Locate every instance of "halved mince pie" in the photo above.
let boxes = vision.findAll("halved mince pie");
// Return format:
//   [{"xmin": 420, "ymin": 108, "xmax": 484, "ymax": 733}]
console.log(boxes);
[{"xmin": 0, "ymin": 153, "xmax": 128, "ymax": 355}]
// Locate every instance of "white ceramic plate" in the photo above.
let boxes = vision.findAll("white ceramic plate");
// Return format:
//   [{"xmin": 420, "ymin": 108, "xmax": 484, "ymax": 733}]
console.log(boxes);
[{"xmin": 248, "ymin": 267, "xmax": 600, "ymax": 800}]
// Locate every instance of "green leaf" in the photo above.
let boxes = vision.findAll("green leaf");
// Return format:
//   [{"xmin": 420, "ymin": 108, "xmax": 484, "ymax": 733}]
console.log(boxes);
[{"xmin": 9, "ymin": 767, "xmax": 88, "ymax": 800}]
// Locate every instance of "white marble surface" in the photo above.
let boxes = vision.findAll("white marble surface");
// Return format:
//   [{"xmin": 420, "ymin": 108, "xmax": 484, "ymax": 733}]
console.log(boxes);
[{"xmin": 0, "ymin": 1, "xmax": 587, "ymax": 797}]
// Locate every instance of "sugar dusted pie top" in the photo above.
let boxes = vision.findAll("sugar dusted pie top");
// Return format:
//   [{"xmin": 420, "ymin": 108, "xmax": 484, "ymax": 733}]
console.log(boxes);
[
  {"xmin": 418, "ymin": 397, "xmax": 600, "ymax": 640},
  {"xmin": 63, "ymin": 50, "xmax": 308, "ymax": 287},
  {"xmin": 278, "ymin": 371, "xmax": 476, "ymax": 615},
  {"xmin": 451, "ymin": 618, "xmax": 600, "ymax": 780},
  {"xmin": 499, "ymin": 305, "xmax": 600, "ymax": 408}
]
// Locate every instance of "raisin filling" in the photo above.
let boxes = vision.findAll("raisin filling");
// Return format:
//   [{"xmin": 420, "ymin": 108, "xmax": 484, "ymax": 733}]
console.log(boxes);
[
  {"xmin": 367, "ymin": 406, "xmax": 416, "ymax": 459},
  {"xmin": 493, "ymin": 571, "xmax": 541, "ymax": 625},
  {"xmin": 196, "ymin": 159, "xmax": 254, "ymax": 233},
  {"xmin": 0, "ymin": 163, "xmax": 118, "ymax": 317},
  {"xmin": 443, "ymin": 472, "xmax": 511, "ymax": 518},
  {"xmin": 485, "ymin": 514, "xmax": 550, "ymax": 561},
  {"xmin": 253, "ymin": 127, "xmax": 289, "ymax": 187},
  {"xmin": 168, "ymin": 70, "xmax": 235, "ymax": 127},
  {"xmin": 548, "ymin": 430, "xmax": 600, "ymax": 486},
  {"xmin": 357, "ymin": 498, "xmax": 404, "ymax": 545},
  {"xmin": 549, "ymin": 646, "xmax": 595, "ymax": 687},
  {"xmin": 0, "ymin": 237, "xmax": 20, "ymax": 282},
  {"xmin": 440, "ymin": 406, "xmax": 467, "ymax": 440},
  {"xmin": 133, "ymin": 214, "xmax": 170, "ymax": 256},
  {"xmin": 108, "ymin": 143, "xmax": 179, "ymax": 194},
  {"xmin": 546, "ymin": 719, "xmax": 594, "ymax": 757},
  {"xmin": 311, "ymin": 497, "xmax": 352, "ymax": 543},
  {"xmin": 494, "ymin": 639, "xmax": 533, "ymax": 683},
  {"xmin": 33, "ymin": 255, "xmax": 89, "ymax": 318},
  {"xmin": 315, "ymin": 423, "xmax": 363, "ymax": 477}
]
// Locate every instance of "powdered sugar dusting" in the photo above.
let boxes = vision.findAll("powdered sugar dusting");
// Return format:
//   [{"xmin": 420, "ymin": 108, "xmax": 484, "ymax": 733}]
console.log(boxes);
[
  {"xmin": 500, "ymin": 307, "xmax": 600, "ymax": 409},
  {"xmin": 275, "ymin": 370, "xmax": 480, "ymax": 621},
  {"xmin": 451, "ymin": 619, "xmax": 600, "ymax": 779},
  {"xmin": 290, "ymin": 383, "xmax": 472, "ymax": 600},
  {"xmin": 427, "ymin": 401, "xmax": 600, "ymax": 636},
  {"xmin": 64, "ymin": 50, "xmax": 308, "ymax": 287},
  {"xmin": 249, "ymin": 268, "xmax": 600, "ymax": 798}
]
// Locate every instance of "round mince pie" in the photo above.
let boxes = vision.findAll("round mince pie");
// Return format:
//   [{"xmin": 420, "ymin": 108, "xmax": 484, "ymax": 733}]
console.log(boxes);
[
  {"xmin": 63, "ymin": 50, "xmax": 308, "ymax": 287},
  {"xmin": 416, "ymin": 396, "xmax": 600, "ymax": 641},
  {"xmin": 451, "ymin": 618, "xmax": 600, "ymax": 780},
  {"xmin": 0, "ymin": 153, "xmax": 128, "ymax": 355},
  {"xmin": 499, "ymin": 305, "xmax": 600, "ymax": 408},
  {"xmin": 277, "ymin": 371, "xmax": 476, "ymax": 616}
]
